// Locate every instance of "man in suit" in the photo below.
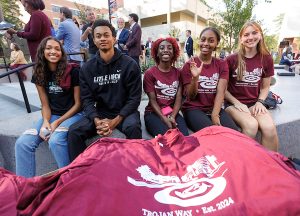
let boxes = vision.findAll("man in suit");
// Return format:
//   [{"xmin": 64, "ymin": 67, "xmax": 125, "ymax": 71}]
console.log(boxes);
[
  {"xmin": 184, "ymin": 30, "xmax": 193, "ymax": 61},
  {"xmin": 115, "ymin": 18, "xmax": 129, "ymax": 54},
  {"xmin": 124, "ymin": 13, "xmax": 142, "ymax": 67},
  {"xmin": 145, "ymin": 37, "xmax": 153, "ymax": 64}
]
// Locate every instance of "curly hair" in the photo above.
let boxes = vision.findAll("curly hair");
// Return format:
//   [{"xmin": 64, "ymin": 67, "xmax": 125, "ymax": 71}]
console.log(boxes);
[
  {"xmin": 33, "ymin": 36, "xmax": 67, "ymax": 86},
  {"xmin": 151, "ymin": 37, "xmax": 180, "ymax": 65}
]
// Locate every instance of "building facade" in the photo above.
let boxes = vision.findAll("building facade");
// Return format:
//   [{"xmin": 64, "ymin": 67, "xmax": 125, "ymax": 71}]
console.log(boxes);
[{"xmin": 119, "ymin": 0, "xmax": 212, "ymax": 43}]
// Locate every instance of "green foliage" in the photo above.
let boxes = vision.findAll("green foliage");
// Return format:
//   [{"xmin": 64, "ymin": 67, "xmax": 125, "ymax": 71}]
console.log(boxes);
[
  {"xmin": 168, "ymin": 26, "xmax": 181, "ymax": 38},
  {"xmin": 273, "ymin": 13, "xmax": 284, "ymax": 34},
  {"xmin": 264, "ymin": 34, "xmax": 278, "ymax": 52},
  {"xmin": 74, "ymin": 3, "xmax": 105, "ymax": 24},
  {"xmin": 210, "ymin": 0, "xmax": 256, "ymax": 52},
  {"xmin": 0, "ymin": 0, "xmax": 23, "ymax": 29},
  {"xmin": 74, "ymin": 2, "xmax": 89, "ymax": 24},
  {"xmin": 141, "ymin": 58, "xmax": 155, "ymax": 74}
]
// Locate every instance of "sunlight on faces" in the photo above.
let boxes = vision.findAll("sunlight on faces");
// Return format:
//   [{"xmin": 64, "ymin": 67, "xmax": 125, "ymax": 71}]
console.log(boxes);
[
  {"xmin": 93, "ymin": 26, "xmax": 116, "ymax": 52},
  {"xmin": 199, "ymin": 30, "xmax": 218, "ymax": 56},
  {"xmin": 44, "ymin": 39, "xmax": 62, "ymax": 65},
  {"xmin": 240, "ymin": 25, "xmax": 262, "ymax": 49},
  {"xmin": 157, "ymin": 40, "xmax": 174, "ymax": 63}
]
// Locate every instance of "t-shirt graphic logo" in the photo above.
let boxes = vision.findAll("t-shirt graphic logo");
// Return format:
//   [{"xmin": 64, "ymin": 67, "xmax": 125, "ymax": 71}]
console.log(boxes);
[
  {"xmin": 155, "ymin": 80, "xmax": 178, "ymax": 97},
  {"xmin": 199, "ymin": 73, "xmax": 219, "ymax": 89},
  {"xmin": 233, "ymin": 68, "xmax": 262, "ymax": 83},
  {"xmin": 48, "ymin": 82, "xmax": 63, "ymax": 94},
  {"xmin": 127, "ymin": 155, "xmax": 227, "ymax": 207}
]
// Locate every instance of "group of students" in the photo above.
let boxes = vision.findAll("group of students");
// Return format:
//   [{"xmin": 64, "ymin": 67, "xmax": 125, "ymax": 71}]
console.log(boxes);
[
  {"xmin": 14, "ymin": 20, "xmax": 279, "ymax": 178},
  {"xmin": 144, "ymin": 21, "xmax": 278, "ymax": 152}
]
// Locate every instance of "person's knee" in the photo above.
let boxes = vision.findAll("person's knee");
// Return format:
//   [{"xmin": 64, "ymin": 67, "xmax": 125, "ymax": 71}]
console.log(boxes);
[
  {"xmin": 123, "ymin": 124, "xmax": 142, "ymax": 139},
  {"xmin": 15, "ymin": 129, "xmax": 39, "ymax": 152},
  {"xmin": 241, "ymin": 119, "xmax": 258, "ymax": 138},
  {"xmin": 260, "ymin": 123, "xmax": 277, "ymax": 137},
  {"xmin": 49, "ymin": 127, "xmax": 68, "ymax": 149}
]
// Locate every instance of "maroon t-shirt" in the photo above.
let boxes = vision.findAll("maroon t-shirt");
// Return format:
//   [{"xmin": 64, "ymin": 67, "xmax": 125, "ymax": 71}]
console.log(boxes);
[
  {"xmin": 12, "ymin": 127, "xmax": 300, "ymax": 215},
  {"xmin": 181, "ymin": 57, "xmax": 229, "ymax": 112},
  {"xmin": 226, "ymin": 53, "xmax": 274, "ymax": 105},
  {"xmin": 143, "ymin": 66, "xmax": 181, "ymax": 113},
  {"xmin": 17, "ymin": 11, "xmax": 51, "ymax": 61}
]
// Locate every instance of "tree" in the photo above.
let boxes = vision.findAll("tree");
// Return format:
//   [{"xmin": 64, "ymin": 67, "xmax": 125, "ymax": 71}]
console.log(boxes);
[
  {"xmin": 264, "ymin": 34, "xmax": 278, "ymax": 52},
  {"xmin": 0, "ymin": 0, "xmax": 23, "ymax": 29},
  {"xmin": 273, "ymin": 13, "xmax": 284, "ymax": 34},
  {"xmin": 210, "ymin": 0, "xmax": 256, "ymax": 52},
  {"xmin": 168, "ymin": 26, "xmax": 181, "ymax": 38},
  {"xmin": 74, "ymin": 3, "xmax": 106, "ymax": 24}
]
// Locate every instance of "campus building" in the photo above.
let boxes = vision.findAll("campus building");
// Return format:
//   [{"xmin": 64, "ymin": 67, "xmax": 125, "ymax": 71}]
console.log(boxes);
[{"xmin": 118, "ymin": 0, "xmax": 212, "ymax": 43}]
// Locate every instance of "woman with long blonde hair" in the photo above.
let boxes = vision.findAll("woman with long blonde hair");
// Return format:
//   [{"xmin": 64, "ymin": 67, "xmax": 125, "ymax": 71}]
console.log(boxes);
[{"xmin": 225, "ymin": 21, "xmax": 278, "ymax": 151}]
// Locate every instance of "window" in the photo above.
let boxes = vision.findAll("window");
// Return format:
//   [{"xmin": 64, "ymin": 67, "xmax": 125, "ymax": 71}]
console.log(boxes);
[
  {"xmin": 51, "ymin": 5, "xmax": 60, "ymax": 13},
  {"xmin": 53, "ymin": 18, "xmax": 60, "ymax": 26},
  {"xmin": 70, "ymin": 9, "xmax": 80, "ymax": 16}
]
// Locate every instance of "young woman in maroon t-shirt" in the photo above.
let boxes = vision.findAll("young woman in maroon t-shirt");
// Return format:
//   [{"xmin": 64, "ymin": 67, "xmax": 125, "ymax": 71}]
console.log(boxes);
[
  {"xmin": 225, "ymin": 21, "xmax": 278, "ymax": 151},
  {"xmin": 181, "ymin": 27, "xmax": 238, "ymax": 132},
  {"xmin": 143, "ymin": 37, "xmax": 189, "ymax": 136}
]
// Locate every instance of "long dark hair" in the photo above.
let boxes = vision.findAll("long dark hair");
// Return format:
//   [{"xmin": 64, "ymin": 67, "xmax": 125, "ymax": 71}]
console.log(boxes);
[{"xmin": 33, "ymin": 36, "xmax": 67, "ymax": 86}]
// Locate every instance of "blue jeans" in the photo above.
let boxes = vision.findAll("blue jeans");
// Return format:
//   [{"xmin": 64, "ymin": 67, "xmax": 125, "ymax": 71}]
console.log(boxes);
[{"xmin": 15, "ymin": 113, "xmax": 83, "ymax": 177}]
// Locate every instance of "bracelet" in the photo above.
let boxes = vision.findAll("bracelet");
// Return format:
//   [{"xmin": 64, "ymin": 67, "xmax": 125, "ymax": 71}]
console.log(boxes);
[{"xmin": 257, "ymin": 99, "xmax": 265, "ymax": 105}]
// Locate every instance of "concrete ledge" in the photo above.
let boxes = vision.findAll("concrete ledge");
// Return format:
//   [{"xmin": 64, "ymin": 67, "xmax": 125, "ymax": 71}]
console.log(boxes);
[
  {"xmin": 274, "ymin": 64, "xmax": 288, "ymax": 70},
  {"xmin": 0, "ymin": 100, "xmax": 153, "ymax": 175},
  {"xmin": 0, "ymin": 111, "xmax": 58, "ymax": 175}
]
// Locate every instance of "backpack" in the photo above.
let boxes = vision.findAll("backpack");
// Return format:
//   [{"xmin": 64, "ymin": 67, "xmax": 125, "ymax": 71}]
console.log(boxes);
[{"xmin": 264, "ymin": 91, "xmax": 283, "ymax": 109}]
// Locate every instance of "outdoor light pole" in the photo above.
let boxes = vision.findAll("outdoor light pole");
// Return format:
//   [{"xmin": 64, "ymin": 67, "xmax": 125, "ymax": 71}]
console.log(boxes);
[{"xmin": 108, "ymin": 0, "xmax": 112, "ymax": 23}]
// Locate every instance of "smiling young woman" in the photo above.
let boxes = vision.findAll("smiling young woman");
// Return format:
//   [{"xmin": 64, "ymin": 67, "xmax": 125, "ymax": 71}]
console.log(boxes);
[
  {"xmin": 180, "ymin": 27, "xmax": 238, "ymax": 133},
  {"xmin": 143, "ymin": 37, "xmax": 189, "ymax": 137},
  {"xmin": 224, "ymin": 21, "xmax": 279, "ymax": 152},
  {"xmin": 14, "ymin": 36, "xmax": 83, "ymax": 177}
]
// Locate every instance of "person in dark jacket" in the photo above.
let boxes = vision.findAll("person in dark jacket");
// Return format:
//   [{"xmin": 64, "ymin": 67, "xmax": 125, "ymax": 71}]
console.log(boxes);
[
  {"xmin": 68, "ymin": 19, "xmax": 142, "ymax": 161},
  {"xmin": 124, "ymin": 13, "xmax": 142, "ymax": 66},
  {"xmin": 184, "ymin": 30, "xmax": 193, "ymax": 61}
]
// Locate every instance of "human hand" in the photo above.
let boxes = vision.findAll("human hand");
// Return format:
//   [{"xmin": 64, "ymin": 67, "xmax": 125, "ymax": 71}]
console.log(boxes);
[
  {"xmin": 4, "ymin": 32, "xmax": 12, "ymax": 40},
  {"xmin": 211, "ymin": 114, "xmax": 221, "ymax": 126},
  {"xmin": 39, "ymin": 121, "xmax": 52, "ymax": 141},
  {"xmin": 50, "ymin": 120, "xmax": 60, "ymax": 132},
  {"xmin": 252, "ymin": 101, "xmax": 267, "ymax": 116},
  {"xmin": 189, "ymin": 56, "xmax": 203, "ymax": 78},
  {"xmin": 6, "ymin": 28, "xmax": 16, "ymax": 35},
  {"xmin": 168, "ymin": 115, "xmax": 177, "ymax": 128},
  {"xmin": 233, "ymin": 102, "xmax": 250, "ymax": 113},
  {"xmin": 94, "ymin": 118, "xmax": 112, "ymax": 137},
  {"xmin": 162, "ymin": 116, "xmax": 173, "ymax": 129}
]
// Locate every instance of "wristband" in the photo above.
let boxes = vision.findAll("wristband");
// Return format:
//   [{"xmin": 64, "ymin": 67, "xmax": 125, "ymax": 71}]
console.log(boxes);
[{"xmin": 257, "ymin": 99, "xmax": 265, "ymax": 105}]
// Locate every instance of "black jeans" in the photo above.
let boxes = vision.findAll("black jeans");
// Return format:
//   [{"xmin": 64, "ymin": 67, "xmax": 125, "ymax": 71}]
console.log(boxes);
[
  {"xmin": 183, "ymin": 108, "xmax": 239, "ymax": 132},
  {"xmin": 68, "ymin": 111, "xmax": 142, "ymax": 161},
  {"xmin": 144, "ymin": 112, "xmax": 189, "ymax": 137}
]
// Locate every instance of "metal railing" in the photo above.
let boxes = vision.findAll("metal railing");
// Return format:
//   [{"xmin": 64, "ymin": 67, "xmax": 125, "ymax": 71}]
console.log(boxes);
[
  {"xmin": 0, "ymin": 63, "xmax": 35, "ymax": 113},
  {"xmin": 0, "ymin": 52, "xmax": 86, "ymax": 113}
]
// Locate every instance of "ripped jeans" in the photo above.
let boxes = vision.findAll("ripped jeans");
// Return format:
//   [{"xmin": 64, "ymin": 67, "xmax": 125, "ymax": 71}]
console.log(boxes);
[{"xmin": 15, "ymin": 113, "xmax": 83, "ymax": 177}]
